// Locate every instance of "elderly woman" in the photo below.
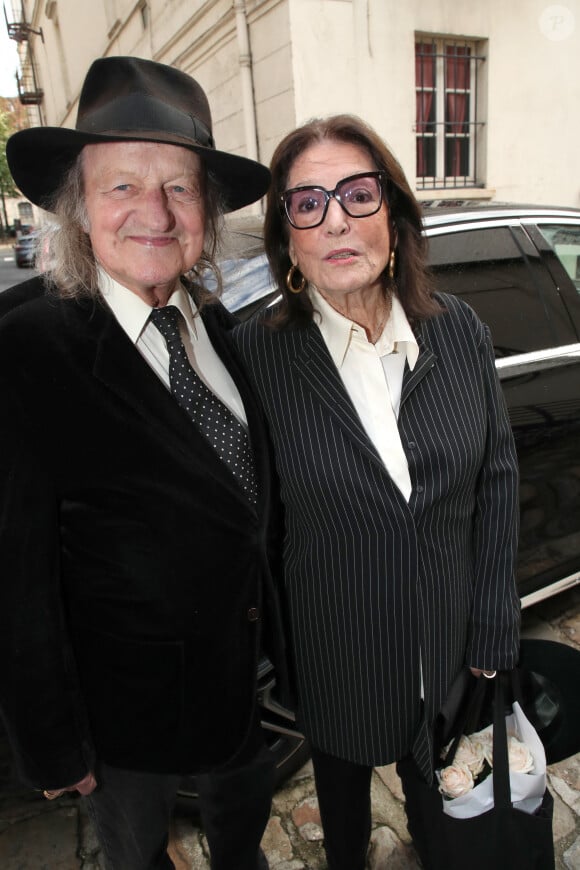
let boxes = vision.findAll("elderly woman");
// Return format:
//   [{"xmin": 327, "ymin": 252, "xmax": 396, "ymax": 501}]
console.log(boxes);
[{"xmin": 233, "ymin": 115, "xmax": 520, "ymax": 869}]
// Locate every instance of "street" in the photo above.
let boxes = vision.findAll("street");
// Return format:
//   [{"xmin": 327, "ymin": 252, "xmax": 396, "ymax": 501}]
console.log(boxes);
[{"xmin": 0, "ymin": 240, "xmax": 34, "ymax": 290}]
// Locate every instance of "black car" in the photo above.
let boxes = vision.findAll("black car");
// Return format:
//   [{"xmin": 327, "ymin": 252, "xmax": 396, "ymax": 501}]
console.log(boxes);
[
  {"xmin": 13, "ymin": 232, "xmax": 39, "ymax": 268},
  {"xmin": 215, "ymin": 204, "xmax": 580, "ymax": 610}
]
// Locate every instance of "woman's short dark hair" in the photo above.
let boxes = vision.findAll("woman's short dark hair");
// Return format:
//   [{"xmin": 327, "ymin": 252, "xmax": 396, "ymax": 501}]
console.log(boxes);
[
  {"xmin": 41, "ymin": 149, "xmax": 225, "ymax": 306},
  {"xmin": 264, "ymin": 114, "xmax": 441, "ymax": 327}
]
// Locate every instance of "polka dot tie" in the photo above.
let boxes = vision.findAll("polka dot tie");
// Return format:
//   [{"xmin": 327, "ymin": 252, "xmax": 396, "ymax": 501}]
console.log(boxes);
[{"xmin": 150, "ymin": 306, "xmax": 257, "ymax": 506}]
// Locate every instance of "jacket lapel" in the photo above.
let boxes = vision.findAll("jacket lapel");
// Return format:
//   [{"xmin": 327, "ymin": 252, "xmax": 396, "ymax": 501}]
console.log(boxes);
[
  {"xmin": 400, "ymin": 328, "xmax": 437, "ymax": 407},
  {"xmin": 82, "ymin": 300, "xmax": 256, "ymax": 503},
  {"xmin": 292, "ymin": 320, "xmax": 438, "ymax": 473},
  {"xmin": 291, "ymin": 323, "xmax": 387, "ymax": 471},
  {"xmin": 91, "ymin": 306, "xmax": 193, "ymax": 441}
]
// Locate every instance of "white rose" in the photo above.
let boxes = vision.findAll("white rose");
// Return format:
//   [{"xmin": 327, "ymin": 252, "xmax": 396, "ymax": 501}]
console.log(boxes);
[
  {"xmin": 507, "ymin": 736, "xmax": 535, "ymax": 774},
  {"xmin": 454, "ymin": 735, "xmax": 486, "ymax": 777},
  {"xmin": 438, "ymin": 763, "xmax": 475, "ymax": 799},
  {"xmin": 470, "ymin": 725, "xmax": 494, "ymax": 766}
]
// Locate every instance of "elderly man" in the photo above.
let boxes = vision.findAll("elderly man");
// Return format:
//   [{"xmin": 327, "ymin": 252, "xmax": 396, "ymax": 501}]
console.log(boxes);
[{"xmin": 0, "ymin": 56, "xmax": 285, "ymax": 870}]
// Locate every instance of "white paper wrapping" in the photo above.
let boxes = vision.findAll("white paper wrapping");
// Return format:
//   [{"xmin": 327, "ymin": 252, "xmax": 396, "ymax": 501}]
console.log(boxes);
[{"xmin": 437, "ymin": 701, "xmax": 547, "ymax": 819}]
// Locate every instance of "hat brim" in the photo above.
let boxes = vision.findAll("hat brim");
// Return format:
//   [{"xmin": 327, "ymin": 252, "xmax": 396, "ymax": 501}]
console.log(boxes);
[
  {"xmin": 435, "ymin": 638, "xmax": 580, "ymax": 766},
  {"xmin": 518, "ymin": 638, "xmax": 580, "ymax": 765},
  {"xmin": 7, "ymin": 126, "xmax": 270, "ymax": 213}
]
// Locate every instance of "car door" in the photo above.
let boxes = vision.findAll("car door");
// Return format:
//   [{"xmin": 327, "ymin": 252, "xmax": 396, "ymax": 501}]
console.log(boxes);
[{"xmin": 426, "ymin": 217, "xmax": 580, "ymax": 605}]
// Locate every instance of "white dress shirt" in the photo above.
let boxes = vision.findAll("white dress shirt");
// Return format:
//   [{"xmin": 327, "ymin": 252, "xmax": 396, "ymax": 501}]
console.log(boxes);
[
  {"xmin": 310, "ymin": 286, "xmax": 419, "ymax": 501},
  {"xmin": 99, "ymin": 269, "xmax": 248, "ymax": 426}
]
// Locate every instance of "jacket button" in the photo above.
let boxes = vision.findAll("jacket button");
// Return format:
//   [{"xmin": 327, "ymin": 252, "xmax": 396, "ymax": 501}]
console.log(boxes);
[
  {"xmin": 416, "ymin": 485, "xmax": 424, "ymax": 493},
  {"xmin": 408, "ymin": 440, "xmax": 416, "ymax": 449},
  {"xmin": 247, "ymin": 607, "xmax": 260, "ymax": 622}
]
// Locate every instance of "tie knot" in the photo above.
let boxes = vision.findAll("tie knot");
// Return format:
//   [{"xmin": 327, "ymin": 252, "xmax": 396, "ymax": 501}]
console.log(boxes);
[{"xmin": 149, "ymin": 305, "xmax": 182, "ymax": 344}]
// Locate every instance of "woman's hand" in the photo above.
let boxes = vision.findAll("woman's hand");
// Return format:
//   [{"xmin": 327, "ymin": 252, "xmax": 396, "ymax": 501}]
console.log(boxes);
[{"xmin": 469, "ymin": 667, "xmax": 497, "ymax": 678}]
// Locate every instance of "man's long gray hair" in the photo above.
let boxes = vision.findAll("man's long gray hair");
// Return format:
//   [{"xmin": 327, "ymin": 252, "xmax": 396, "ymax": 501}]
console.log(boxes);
[{"xmin": 39, "ymin": 150, "xmax": 224, "ymax": 303}]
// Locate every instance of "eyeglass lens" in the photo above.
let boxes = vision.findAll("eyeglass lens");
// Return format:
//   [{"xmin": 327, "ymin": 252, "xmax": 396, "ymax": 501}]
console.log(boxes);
[{"xmin": 285, "ymin": 173, "xmax": 383, "ymax": 228}]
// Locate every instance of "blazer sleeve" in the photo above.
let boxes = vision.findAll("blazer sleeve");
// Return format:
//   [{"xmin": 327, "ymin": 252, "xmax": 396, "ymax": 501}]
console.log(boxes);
[
  {"xmin": 467, "ymin": 321, "xmax": 521, "ymax": 671},
  {"xmin": 0, "ymin": 371, "xmax": 95, "ymax": 789}
]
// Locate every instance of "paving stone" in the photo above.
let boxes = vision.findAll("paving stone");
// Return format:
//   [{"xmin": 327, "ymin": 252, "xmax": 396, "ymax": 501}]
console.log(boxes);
[
  {"xmin": 370, "ymin": 770, "xmax": 412, "ymax": 845},
  {"xmin": 368, "ymin": 825, "xmax": 420, "ymax": 869},
  {"xmin": 261, "ymin": 816, "xmax": 294, "ymax": 864},
  {"xmin": 551, "ymin": 789, "xmax": 577, "ymax": 843},
  {"xmin": 375, "ymin": 764, "xmax": 405, "ymax": 803},
  {"xmin": 287, "ymin": 760, "xmax": 314, "ymax": 783},
  {"xmin": 563, "ymin": 835, "xmax": 580, "ymax": 870},
  {"xmin": 272, "ymin": 777, "xmax": 317, "ymax": 818},
  {"xmin": 271, "ymin": 862, "xmax": 305, "ymax": 870},
  {"xmin": 550, "ymin": 756, "xmax": 580, "ymax": 793},
  {"xmin": 291, "ymin": 796, "xmax": 323, "ymax": 841},
  {"xmin": 168, "ymin": 818, "xmax": 209, "ymax": 869},
  {"xmin": 0, "ymin": 805, "xmax": 80, "ymax": 869},
  {"xmin": 549, "ymin": 772, "xmax": 580, "ymax": 817}
]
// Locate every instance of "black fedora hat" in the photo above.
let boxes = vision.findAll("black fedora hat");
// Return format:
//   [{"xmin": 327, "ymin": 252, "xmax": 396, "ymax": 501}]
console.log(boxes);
[
  {"xmin": 6, "ymin": 55, "xmax": 270, "ymax": 213},
  {"xmin": 517, "ymin": 637, "xmax": 580, "ymax": 765},
  {"xmin": 435, "ymin": 638, "xmax": 580, "ymax": 766}
]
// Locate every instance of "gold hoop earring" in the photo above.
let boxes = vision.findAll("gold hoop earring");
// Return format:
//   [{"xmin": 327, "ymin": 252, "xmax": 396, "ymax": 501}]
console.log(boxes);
[
  {"xmin": 388, "ymin": 250, "xmax": 396, "ymax": 280},
  {"xmin": 286, "ymin": 264, "xmax": 307, "ymax": 294}
]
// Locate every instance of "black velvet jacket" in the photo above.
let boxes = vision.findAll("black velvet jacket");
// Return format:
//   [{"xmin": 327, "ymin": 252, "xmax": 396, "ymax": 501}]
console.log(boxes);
[{"xmin": 0, "ymin": 276, "xmax": 286, "ymax": 789}]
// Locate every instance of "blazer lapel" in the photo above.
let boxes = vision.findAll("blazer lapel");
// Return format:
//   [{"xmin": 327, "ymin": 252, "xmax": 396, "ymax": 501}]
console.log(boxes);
[
  {"xmin": 292, "ymin": 321, "xmax": 438, "ymax": 473},
  {"xmin": 291, "ymin": 323, "xmax": 387, "ymax": 471},
  {"xmin": 92, "ymin": 307, "xmax": 193, "ymax": 440},
  {"xmin": 85, "ymin": 301, "xmax": 255, "ymax": 501},
  {"xmin": 400, "ymin": 328, "xmax": 437, "ymax": 407}
]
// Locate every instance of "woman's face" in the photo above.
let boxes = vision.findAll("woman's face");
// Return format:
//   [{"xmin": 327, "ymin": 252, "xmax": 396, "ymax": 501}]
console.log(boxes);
[{"xmin": 285, "ymin": 140, "xmax": 392, "ymax": 301}]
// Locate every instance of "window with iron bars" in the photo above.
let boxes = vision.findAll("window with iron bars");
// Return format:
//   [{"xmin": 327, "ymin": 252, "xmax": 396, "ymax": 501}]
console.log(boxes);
[{"xmin": 415, "ymin": 38, "xmax": 485, "ymax": 190}]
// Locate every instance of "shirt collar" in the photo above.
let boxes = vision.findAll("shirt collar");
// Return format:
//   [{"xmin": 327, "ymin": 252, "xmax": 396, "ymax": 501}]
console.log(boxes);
[
  {"xmin": 308, "ymin": 285, "xmax": 419, "ymax": 371},
  {"xmin": 98, "ymin": 267, "xmax": 199, "ymax": 344},
  {"xmin": 375, "ymin": 294, "xmax": 419, "ymax": 370}
]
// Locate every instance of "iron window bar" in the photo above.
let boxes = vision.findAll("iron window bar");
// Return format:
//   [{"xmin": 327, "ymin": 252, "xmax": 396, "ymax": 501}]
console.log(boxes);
[{"xmin": 415, "ymin": 39, "xmax": 486, "ymax": 191}]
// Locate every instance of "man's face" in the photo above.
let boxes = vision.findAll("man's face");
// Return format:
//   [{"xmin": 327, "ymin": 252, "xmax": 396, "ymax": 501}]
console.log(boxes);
[{"xmin": 82, "ymin": 141, "xmax": 206, "ymax": 304}]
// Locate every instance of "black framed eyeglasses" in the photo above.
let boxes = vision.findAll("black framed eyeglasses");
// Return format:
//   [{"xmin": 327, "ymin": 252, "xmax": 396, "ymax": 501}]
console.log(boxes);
[{"xmin": 280, "ymin": 171, "xmax": 387, "ymax": 230}]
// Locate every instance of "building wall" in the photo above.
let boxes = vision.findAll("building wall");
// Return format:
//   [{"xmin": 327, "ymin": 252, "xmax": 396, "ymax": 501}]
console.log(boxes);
[{"xmin": 11, "ymin": 0, "xmax": 580, "ymax": 210}]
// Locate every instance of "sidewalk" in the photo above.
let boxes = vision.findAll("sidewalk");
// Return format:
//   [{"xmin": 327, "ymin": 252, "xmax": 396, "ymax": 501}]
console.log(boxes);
[{"xmin": 1, "ymin": 589, "xmax": 579, "ymax": 868}]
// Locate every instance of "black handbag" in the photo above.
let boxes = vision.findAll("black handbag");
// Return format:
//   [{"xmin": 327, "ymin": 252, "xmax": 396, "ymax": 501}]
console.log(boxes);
[{"xmin": 401, "ymin": 671, "xmax": 555, "ymax": 870}]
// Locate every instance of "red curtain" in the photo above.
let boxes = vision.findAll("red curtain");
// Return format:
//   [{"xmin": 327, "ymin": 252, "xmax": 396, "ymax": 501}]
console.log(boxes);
[
  {"xmin": 415, "ymin": 43, "xmax": 435, "ymax": 177},
  {"xmin": 445, "ymin": 46, "xmax": 470, "ymax": 177}
]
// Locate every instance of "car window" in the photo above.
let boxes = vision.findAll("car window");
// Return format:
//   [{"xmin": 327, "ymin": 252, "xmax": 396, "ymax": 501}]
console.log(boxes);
[
  {"xmin": 535, "ymin": 224, "xmax": 580, "ymax": 293},
  {"xmin": 219, "ymin": 253, "xmax": 276, "ymax": 312},
  {"xmin": 426, "ymin": 225, "xmax": 561, "ymax": 357}
]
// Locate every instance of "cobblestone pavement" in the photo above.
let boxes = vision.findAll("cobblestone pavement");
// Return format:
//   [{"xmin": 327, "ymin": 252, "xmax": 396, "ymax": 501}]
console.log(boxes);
[{"xmin": 1, "ymin": 585, "xmax": 579, "ymax": 869}]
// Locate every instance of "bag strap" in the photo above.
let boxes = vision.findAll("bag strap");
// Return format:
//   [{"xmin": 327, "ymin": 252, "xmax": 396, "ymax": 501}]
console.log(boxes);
[
  {"xmin": 491, "ymin": 671, "xmax": 512, "ymax": 809},
  {"xmin": 445, "ymin": 670, "xmax": 516, "ymax": 809},
  {"xmin": 446, "ymin": 675, "xmax": 489, "ymax": 764}
]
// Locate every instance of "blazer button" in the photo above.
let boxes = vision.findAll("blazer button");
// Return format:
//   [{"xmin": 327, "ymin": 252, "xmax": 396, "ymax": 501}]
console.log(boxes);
[
  {"xmin": 416, "ymin": 485, "xmax": 424, "ymax": 493},
  {"xmin": 247, "ymin": 607, "xmax": 260, "ymax": 622}
]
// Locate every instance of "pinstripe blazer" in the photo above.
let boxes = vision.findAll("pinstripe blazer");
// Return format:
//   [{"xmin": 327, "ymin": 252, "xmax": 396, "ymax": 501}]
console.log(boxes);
[{"xmin": 233, "ymin": 292, "xmax": 520, "ymax": 779}]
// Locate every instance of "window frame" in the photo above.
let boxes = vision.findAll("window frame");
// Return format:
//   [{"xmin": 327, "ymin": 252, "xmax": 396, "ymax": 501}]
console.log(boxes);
[{"xmin": 415, "ymin": 36, "xmax": 486, "ymax": 191}]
